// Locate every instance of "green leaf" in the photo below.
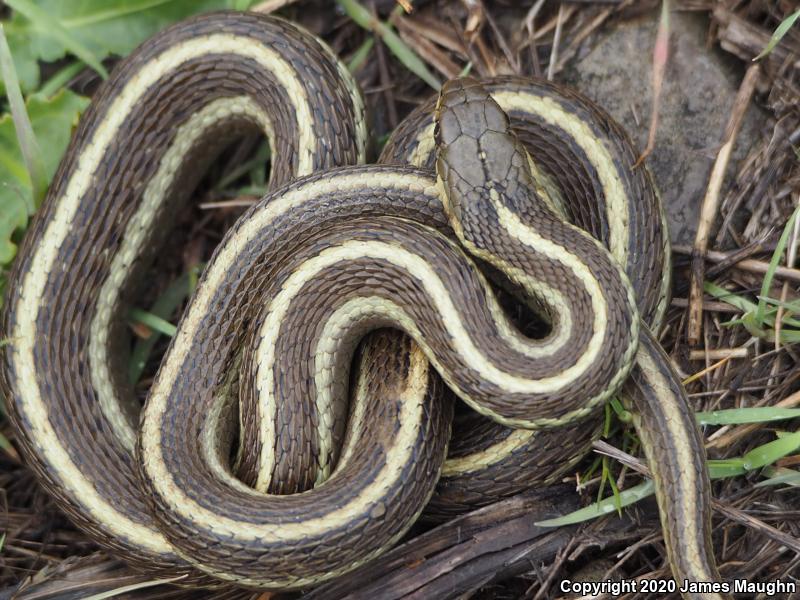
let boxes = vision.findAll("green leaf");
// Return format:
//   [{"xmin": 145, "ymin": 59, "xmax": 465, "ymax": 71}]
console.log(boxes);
[
  {"xmin": 0, "ymin": 188, "xmax": 27, "ymax": 265},
  {"xmin": 0, "ymin": 89, "xmax": 89, "ymax": 264},
  {"xmin": 754, "ymin": 9, "xmax": 800, "ymax": 61},
  {"xmin": 535, "ymin": 480, "xmax": 655, "ymax": 527},
  {"xmin": 706, "ymin": 281, "xmax": 800, "ymax": 332},
  {"xmin": 696, "ymin": 407, "xmax": 800, "ymax": 426},
  {"xmin": 2, "ymin": 0, "xmax": 244, "ymax": 92},
  {"xmin": 741, "ymin": 430, "xmax": 800, "ymax": 470},
  {"xmin": 6, "ymin": 0, "xmax": 109, "ymax": 79},
  {"xmin": 0, "ymin": 22, "xmax": 39, "ymax": 93}
]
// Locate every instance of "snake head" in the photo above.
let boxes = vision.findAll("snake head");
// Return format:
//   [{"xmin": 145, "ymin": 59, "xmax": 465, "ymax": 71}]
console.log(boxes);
[{"xmin": 434, "ymin": 77, "xmax": 539, "ymax": 244}]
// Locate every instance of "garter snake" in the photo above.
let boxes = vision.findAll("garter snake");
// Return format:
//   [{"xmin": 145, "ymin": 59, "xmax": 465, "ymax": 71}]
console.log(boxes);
[{"xmin": 0, "ymin": 10, "xmax": 726, "ymax": 598}]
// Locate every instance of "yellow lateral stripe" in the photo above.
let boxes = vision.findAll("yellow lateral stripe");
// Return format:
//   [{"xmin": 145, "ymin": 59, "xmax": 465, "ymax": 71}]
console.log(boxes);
[
  {"xmin": 491, "ymin": 90, "xmax": 630, "ymax": 267},
  {"xmin": 90, "ymin": 96, "xmax": 274, "ymax": 454},
  {"xmin": 12, "ymin": 33, "xmax": 322, "ymax": 556}
]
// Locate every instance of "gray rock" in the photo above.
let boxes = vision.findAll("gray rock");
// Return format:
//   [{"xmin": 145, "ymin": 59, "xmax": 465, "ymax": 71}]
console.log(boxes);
[{"xmin": 562, "ymin": 9, "xmax": 765, "ymax": 245}]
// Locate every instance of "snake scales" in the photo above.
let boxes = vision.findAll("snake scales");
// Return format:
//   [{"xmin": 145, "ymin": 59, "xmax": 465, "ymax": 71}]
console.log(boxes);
[{"xmin": 0, "ymin": 10, "xmax": 726, "ymax": 599}]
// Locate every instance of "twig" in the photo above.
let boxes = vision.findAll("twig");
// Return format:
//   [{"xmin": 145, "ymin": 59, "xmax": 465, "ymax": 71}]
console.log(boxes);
[
  {"xmin": 554, "ymin": 8, "xmax": 614, "ymax": 74},
  {"xmin": 673, "ymin": 244, "xmax": 800, "ymax": 284},
  {"xmin": 198, "ymin": 198, "xmax": 259, "ymax": 210},
  {"xmin": 461, "ymin": 0, "xmax": 483, "ymax": 41},
  {"xmin": 390, "ymin": 13, "xmax": 464, "ymax": 54},
  {"xmin": 686, "ymin": 62, "xmax": 763, "ymax": 344},
  {"xmin": 303, "ymin": 488, "xmax": 580, "ymax": 600},
  {"xmin": 250, "ymin": 0, "xmax": 298, "ymax": 12},
  {"xmin": 633, "ymin": 0, "xmax": 670, "ymax": 168},
  {"xmin": 688, "ymin": 347, "xmax": 750, "ymax": 361},
  {"xmin": 481, "ymin": 3, "xmax": 518, "ymax": 73},
  {"xmin": 523, "ymin": 0, "xmax": 547, "ymax": 77},
  {"xmin": 711, "ymin": 499, "xmax": 800, "ymax": 554},
  {"xmin": 372, "ymin": 2, "xmax": 399, "ymax": 129},
  {"xmin": 592, "ymin": 440, "xmax": 649, "ymax": 475},
  {"xmin": 547, "ymin": 3, "xmax": 566, "ymax": 81},
  {"xmin": 394, "ymin": 20, "xmax": 462, "ymax": 79},
  {"xmin": 670, "ymin": 298, "xmax": 742, "ymax": 314}
]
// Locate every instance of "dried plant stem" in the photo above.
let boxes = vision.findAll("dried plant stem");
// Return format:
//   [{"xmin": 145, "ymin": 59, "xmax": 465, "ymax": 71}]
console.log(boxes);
[
  {"xmin": 674, "ymin": 244, "xmax": 800, "ymax": 284},
  {"xmin": 686, "ymin": 62, "xmax": 761, "ymax": 345}
]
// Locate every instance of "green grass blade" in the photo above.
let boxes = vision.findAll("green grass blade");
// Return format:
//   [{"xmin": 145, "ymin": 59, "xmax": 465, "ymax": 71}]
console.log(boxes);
[
  {"xmin": 0, "ymin": 24, "xmax": 46, "ymax": 211},
  {"xmin": 37, "ymin": 61, "xmax": 84, "ymax": 98},
  {"xmin": 696, "ymin": 407, "xmax": 800, "ymax": 425},
  {"xmin": 129, "ymin": 269, "xmax": 199, "ymax": 383},
  {"xmin": 708, "ymin": 459, "xmax": 747, "ymax": 479},
  {"xmin": 535, "ymin": 480, "xmax": 655, "ymax": 527},
  {"xmin": 754, "ymin": 9, "xmax": 800, "ymax": 61},
  {"xmin": 347, "ymin": 36, "xmax": 375, "ymax": 73},
  {"xmin": 128, "ymin": 307, "xmax": 177, "ymax": 338},
  {"xmin": 704, "ymin": 281, "xmax": 757, "ymax": 313},
  {"xmin": 755, "ymin": 466, "xmax": 800, "ymax": 488},
  {"xmin": 742, "ymin": 430, "xmax": 800, "ymax": 470},
  {"xmin": 214, "ymin": 141, "xmax": 269, "ymax": 191},
  {"xmin": 756, "ymin": 204, "xmax": 800, "ymax": 325},
  {"xmin": 608, "ymin": 396, "xmax": 632, "ymax": 423},
  {"xmin": 755, "ymin": 296, "xmax": 800, "ymax": 328},
  {"xmin": 5, "ymin": 0, "xmax": 109, "ymax": 79},
  {"xmin": 538, "ymin": 430, "xmax": 800, "ymax": 527},
  {"xmin": 739, "ymin": 312, "xmax": 800, "ymax": 343},
  {"xmin": 337, "ymin": 0, "xmax": 440, "ymax": 90}
]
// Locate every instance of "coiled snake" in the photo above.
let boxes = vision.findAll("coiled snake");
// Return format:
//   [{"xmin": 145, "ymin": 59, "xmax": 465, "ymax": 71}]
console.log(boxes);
[{"xmin": 0, "ymin": 10, "xmax": 727, "ymax": 599}]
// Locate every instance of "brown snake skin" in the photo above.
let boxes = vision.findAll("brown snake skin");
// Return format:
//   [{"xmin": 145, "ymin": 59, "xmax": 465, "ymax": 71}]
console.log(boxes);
[{"xmin": 0, "ymin": 11, "xmax": 725, "ymax": 598}]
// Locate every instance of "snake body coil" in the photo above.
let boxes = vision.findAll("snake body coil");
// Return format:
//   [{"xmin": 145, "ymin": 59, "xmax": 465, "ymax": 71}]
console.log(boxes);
[{"xmin": 1, "ymin": 10, "xmax": 726, "ymax": 598}]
